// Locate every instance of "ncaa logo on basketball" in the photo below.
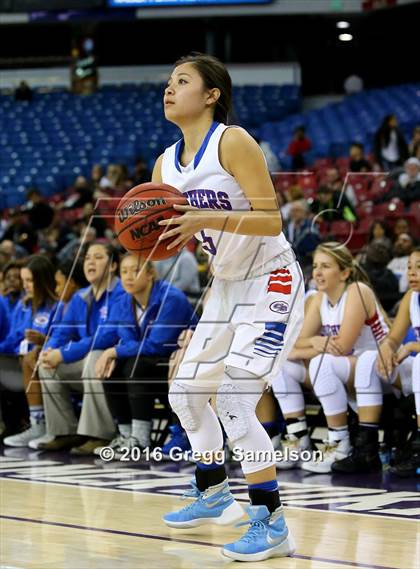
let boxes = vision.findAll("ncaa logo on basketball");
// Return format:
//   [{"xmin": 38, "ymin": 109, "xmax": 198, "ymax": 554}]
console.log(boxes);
[{"xmin": 270, "ymin": 301, "xmax": 289, "ymax": 314}]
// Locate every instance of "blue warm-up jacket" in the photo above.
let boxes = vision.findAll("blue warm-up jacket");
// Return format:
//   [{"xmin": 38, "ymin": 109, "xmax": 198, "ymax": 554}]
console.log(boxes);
[
  {"xmin": 46, "ymin": 277, "xmax": 125, "ymax": 363},
  {"xmin": 0, "ymin": 298, "xmax": 59, "ymax": 355},
  {"xmin": 96, "ymin": 279, "xmax": 197, "ymax": 360},
  {"xmin": 0, "ymin": 296, "xmax": 10, "ymax": 342}
]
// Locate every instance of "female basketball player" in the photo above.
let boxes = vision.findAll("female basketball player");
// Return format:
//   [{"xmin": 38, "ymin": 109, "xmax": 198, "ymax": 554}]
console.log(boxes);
[
  {"xmin": 93, "ymin": 253, "xmax": 196, "ymax": 455},
  {"xmin": 155, "ymin": 53, "xmax": 305, "ymax": 562},
  {"xmin": 37, "ymin": 242, "xmax": 124, "ymax": 454},
  {"xmin": 333, "ymin": 247, "xmax": 420, "ymax": 477},
  {"xmin": 272, "ymin": 242, "xmax": 389, "ymax": 474},
  {"xmin": 0, "ymin": 255, "xmax": 58, "ymax": 441},
  {"xmin": 3, "ymin": 260, "xmax": 87, "ymax": 448}
]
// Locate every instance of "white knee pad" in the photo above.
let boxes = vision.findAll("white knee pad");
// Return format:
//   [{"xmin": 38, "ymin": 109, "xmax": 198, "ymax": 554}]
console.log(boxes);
[
  {"xmin": 217, "ymin": 367, "xmax": 275, "ymax": 475},
  {"xmin": 168, "ymin": 380, "xmax": 210, "ymax": 432},
  {"xmin": 355, "ymin": 351, "xmax": 384, "ymax": 408},
  {"xmin": 272, "ymin": 360, "xmax": 306, "ymax": 415},
  {"xmin": 216, "ymin": 369, "xmax": 263, "ymax": 442},
  {"xmin": 413, "ymin": 354, "xmax": 420, "ymax": 416},
  {"xmin": 309, "ymin": 354, "xmax": 350, "ymax": 416}
]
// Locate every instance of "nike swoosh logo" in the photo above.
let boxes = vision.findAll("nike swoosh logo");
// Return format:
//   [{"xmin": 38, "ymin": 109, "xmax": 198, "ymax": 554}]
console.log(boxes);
[
  {"xmin": 267, "ymin": 530, "xmax": 287, "ymax": 545},
  {"xmin": 205, "ymin": 495, "xmax": 231, "ymax": 508}
]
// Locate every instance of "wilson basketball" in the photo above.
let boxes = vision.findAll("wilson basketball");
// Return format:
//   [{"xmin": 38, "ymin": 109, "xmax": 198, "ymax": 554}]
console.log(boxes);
[{"xmin": 114, "ymin": 182, "xmax": 188, "ymax": 260}]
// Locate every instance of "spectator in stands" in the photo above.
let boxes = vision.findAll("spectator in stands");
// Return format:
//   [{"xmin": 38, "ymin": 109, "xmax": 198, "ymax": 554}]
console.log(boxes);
[
  {"xmin": 0, "ymin": 256, "xmax": 58, "ymax": 438},
  {"xmin": 155, "ymin": 248, "xmax": 200, "ymax": 297},
  {"xmin": 387, "ymin": 233, "xmax": 415, "ymax": 293},
  {"xmin": 285, "ymin": 200, "xmax": 320, "ymax": 267},
  {"xmin": 37, "ymin": 242, "xmax": 124, "ymax": 454},
  {"xmin": 287, "ymin": 126, "xmax": 311, "ymax": 170},
  {"xmin": 375, "ymin": 157, "xmax": 420, "ymax": 207},
  {"xmin": 23, "ymin": 188, "xmax": 55, "ymax": 231},
  {"xmin": 99, "ymin": 164, "xmax": 125, "ymax": 190},
  {"xmin": 0, "ymin": 239, "xmax": 27, "ymax": 261},
  {"xmin": 368, "ymin": 220, "xmax": 393, "ymax": 252},
  {"xmin": 132, "ymin": 157, "xmax": 152, "ymax": 186},
  {"xmin": 324, "ymin": 167, "xmax": 343, "ymax": 192},
  {"xmin": 90, "ymin": 164, "xmax": 103, "ymax": 192},
  {"xmin": 393, "ymin": 217, "xmax": 411, "ymax": 240},
  {"xmin": 280, "ymin": 185, "xmax": 304, "ymax": 223},
  {"xmin": 310, "ymin": 185, "xmax": 357, "ymax": 223},
  {"xmin": 3, "ymin": 260, "xmax": 88, "ymax": 448},
  {"xmin": 349, "ymin": 142, "xmax": 372, "ymax": 172},
  {"xmin": 373, "ymin": 114, "xmax": 409, "ymax": 171},
  {"xmin": 255, "ymin": 137, "xmax": 281, "ymax": 173},
  {"xmin": 56, "ymin": 224, "xmax": 97, "ymax": 264},
  {"xmin": 1, "ymin": 261, "xmax": 23, "ymax": 317},
  {"xmin": 413, "ymin": 141, "xmax": 420, "ymax": 161},
  {"xmin": 409, "ymin": 125, "xmax": 420, "ymax": 156},
  {"xmin": 62, "ymin": 176, "xmax": 94, "ymax": 209},
  {"xmin": 361, "ymin": 242, "xmax": 400, "ymax": 312},
  {"xmin": 324, "ymin": 167, "xmax": 357, "ymax": 207},
  {"xmin": 14, "ymin": 81, "xmax": 33, "ymax": 102},
  {"xmin": 2, "ymin": 210, "xmax": 37, "ymax": 253},
  {"xmin": 78, "ymin": 203, "xmax": 108, "ymax": 239}
]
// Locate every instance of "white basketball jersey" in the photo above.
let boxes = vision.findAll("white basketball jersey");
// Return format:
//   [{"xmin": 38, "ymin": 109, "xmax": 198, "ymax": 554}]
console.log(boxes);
[
  {"xmin": 320, "ymin": 289, "xmax": 388, "ymax": 355},
  {"xmin": 161, "ymin": 122, "xmax": 293, "ymax": 280},
  {"xmin": 410, "ymin": 291, "xmax": 420, "ymax": 342}
]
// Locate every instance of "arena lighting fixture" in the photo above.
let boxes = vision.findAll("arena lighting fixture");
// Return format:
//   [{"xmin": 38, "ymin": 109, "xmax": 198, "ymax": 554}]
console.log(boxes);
[
  {"xmin": 336, "ymin": 21, "xmax": 351, "ymax": 28},
  {"xmin": 339, "ymin": 33, "xmax": 353, "ymax": 41}
]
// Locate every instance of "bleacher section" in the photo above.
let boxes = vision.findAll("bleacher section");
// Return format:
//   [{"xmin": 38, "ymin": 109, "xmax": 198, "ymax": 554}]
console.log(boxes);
[
  {"xmin": 261, "ymin": 82, "xmax": 420, "ymax": 168},
  {"xmin": 0, "ymin": 83, "xmax": 300, "ymax": 209}
]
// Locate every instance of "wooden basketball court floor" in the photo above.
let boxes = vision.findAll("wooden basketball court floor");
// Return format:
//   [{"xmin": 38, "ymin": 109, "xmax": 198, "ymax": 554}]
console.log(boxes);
[{"xmin": 0, "ymin": 448, "xmax": 418, "ymax": 569}]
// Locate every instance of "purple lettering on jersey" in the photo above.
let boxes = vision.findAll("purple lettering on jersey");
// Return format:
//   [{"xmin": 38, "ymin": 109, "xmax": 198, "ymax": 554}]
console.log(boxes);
[
  {"xmin": 320, "ymin": 324, "xmax": 341, "ymax": 336},
  {"xmin": 206, "ymin": 190, "xmax": 221, "ymax": 209},
  {"xmin": 217, "ymin": 191, "xmax": 233, "ymax": 211},
  {"xmin": 183, "ymin": 189, "xmax": 232, "ymax": 211},
  {"xmin": 197, "ymin": 189, "xmax": 208, "ymax": 208},
  {"xmin": 414, "ymin": 327, "xmax": 420, "ymax": 342},
  {"xmin": 186, "ymin": 189, "xmax": 199, "ymax": 208}
]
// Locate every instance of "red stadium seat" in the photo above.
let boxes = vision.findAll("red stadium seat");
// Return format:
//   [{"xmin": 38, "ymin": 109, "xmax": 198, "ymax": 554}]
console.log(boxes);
[
  {"xmin": 372, "ymin": 200, "xmax": 404, "ymax": 218},
  {"xmin": 347, "ymin": 232, "xmax": 368, "ymax": 253},
  {"xmin": 313, "ymin": 158, "xmax": 333, "ymax": 170},
  {"xmin": 355, "ymin": 201, "xmax": 374, "ymax": 218},
  {"xmin": 370, "ymin": 176, "xmax": 392, "ymax": 200},
  {"xmin": 357, "ymin": 217, "xmax": 372, "ymax": 233},
  {"xmin": 298, "ymin": 173, "xmax": 317, "ymax": 190},
  {"xmin": 336, "ymin": 157, "xmax": 350, "ymax": 170},
  {"xmin": 331, "ymin": 220, "xmax": 354, "ymax": 237},
  {"xmin": 273, "ymin": 173, "xmax": 297, "ymax": 193}
]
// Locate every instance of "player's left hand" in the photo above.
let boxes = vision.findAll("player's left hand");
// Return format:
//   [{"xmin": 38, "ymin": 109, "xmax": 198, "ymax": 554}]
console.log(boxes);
[
  {"xmin": 394, "ymin": 343, "xmax": 414, "ymax": 364},
  {"xmin": 158, "ymin": 204, "xmax": 206, "ymax": 250}
]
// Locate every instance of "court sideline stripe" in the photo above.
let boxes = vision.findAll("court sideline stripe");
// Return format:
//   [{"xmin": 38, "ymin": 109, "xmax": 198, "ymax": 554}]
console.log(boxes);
[
  {"xmin": 0, "ymin": 514, "xmax": 399, "ymax": 569},
  {"xmin": 2, "ymin": 477, "xmax": 417, "ymax": 523}
]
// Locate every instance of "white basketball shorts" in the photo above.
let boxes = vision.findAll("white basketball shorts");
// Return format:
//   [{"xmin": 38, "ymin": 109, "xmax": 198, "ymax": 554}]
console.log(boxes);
[{"xmin": 175, "ymin": 259, "xmax": 305, "ymax": 388}]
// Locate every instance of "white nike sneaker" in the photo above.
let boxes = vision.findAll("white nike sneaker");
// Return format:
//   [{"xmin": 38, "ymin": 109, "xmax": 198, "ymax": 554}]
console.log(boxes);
[
  {"xmin": 4, "ymin": 421, "xmax": 46, "ymax": 448},
  {"xmin": 301, "ymin": 438, "xmax": 352, "ymax": 474},
  {"xmin": 277, "ymin": 434, "xmax": 310, "ymax": 470},
  {"xmin": 93, "ymin": 434, "xmax": 129, "ymax": 456},
  {"xmin": 28, "ymin": 432, "xmax": 55, "ymax": 450}
]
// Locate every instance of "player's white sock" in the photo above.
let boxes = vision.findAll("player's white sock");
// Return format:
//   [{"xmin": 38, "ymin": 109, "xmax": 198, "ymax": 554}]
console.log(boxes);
[
  {"xmin": 118, "ymin": 423, "xmax": 131, "ymax": 438},
  {"xmin": 132, "ymin": 419, "xmax": 151, "ymax": 448}
]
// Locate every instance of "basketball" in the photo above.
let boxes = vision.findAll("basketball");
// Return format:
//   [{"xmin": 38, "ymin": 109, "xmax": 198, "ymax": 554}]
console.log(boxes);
[{"xmin": 114, "ymin": 182, "xmax": 188, "ymax": 260}]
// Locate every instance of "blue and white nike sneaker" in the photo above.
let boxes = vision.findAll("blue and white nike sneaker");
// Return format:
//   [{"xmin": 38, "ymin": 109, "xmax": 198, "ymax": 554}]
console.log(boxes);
[
  {"xmin": 221, "ymin": 505, "xmax": 296, "ymax": 562},
  {"xmin": 163, "ymin": 479, "xmax": 244, "ymax": 528}
]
